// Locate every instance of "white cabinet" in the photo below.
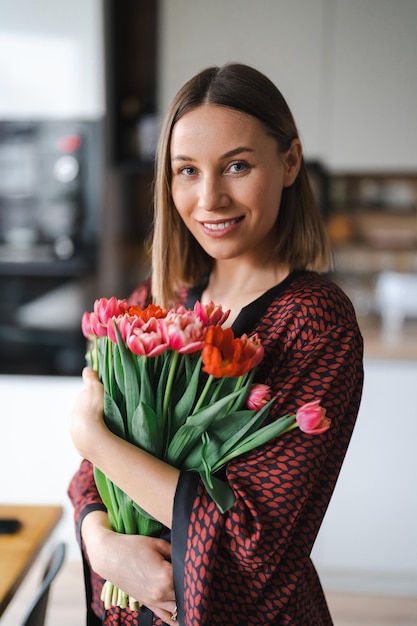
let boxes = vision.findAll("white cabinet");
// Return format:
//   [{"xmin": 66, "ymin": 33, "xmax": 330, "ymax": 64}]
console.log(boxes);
[{"xmin": 313, "ymin": 359, "xmax": 417, "ymax": 595}]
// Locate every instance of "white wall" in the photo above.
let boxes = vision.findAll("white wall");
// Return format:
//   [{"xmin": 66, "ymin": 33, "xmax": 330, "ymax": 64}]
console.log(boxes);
[
  {"xmin": 158, "ymin": 0, "xmax": 417, "ymax": 170},
  {"xmin": 158, "ymin": 0, "xmax": 326, "ymax": 160},
  {"xmin": 326, "ymin": 0, "xmax": 417, "ymax": 170},
  {"xmin": 0, "ymin": 0, "xmax": 104, "ymax": 119}
]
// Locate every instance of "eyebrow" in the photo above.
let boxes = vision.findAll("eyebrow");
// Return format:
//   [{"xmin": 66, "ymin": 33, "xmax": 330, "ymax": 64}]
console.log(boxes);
[{"xmin": 171, "ymin": 146, "xmax": 255, "ymax": 162}]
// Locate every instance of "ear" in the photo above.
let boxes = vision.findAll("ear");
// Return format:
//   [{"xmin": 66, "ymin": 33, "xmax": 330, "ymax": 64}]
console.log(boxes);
[{"xmin": 282, "ymin": 139, "xmax": 302, "ymax": 187}]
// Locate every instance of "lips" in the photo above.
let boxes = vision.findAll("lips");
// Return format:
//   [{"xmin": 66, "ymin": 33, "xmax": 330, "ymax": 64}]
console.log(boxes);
[{"xmin": 202, "ymin": 217, "xmax": 243, "ymax": 231}]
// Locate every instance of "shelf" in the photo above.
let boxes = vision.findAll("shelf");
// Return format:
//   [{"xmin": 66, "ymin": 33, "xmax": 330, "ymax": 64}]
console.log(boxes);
[
  {"xmin": 332, "ymin": 245, "xmax": 417, "ymax": 274},
  {"xmin": 0, "ymin": 253, "xmax": 95, "ymax": 277}
]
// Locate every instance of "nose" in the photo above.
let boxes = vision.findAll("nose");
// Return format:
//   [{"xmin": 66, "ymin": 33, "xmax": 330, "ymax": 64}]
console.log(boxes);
[{"xmin": 197, "ymin": 174, "xmax": 230, "ymax": 212}]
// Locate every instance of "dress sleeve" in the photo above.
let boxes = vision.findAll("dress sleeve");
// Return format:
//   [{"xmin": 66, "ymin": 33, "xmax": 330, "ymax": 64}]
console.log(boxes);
[
  {"xmin": 171, "ymin": 284, "xmax": 364, "ymax": 623},
  {"xmin": 67, "ymin": 459, "xmax": 107, "ymax": 545}
]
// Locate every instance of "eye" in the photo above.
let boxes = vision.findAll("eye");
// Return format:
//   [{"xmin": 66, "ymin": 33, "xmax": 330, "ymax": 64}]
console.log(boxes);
[
  {"xmin": 228, "ymin": 161, "xmax": 250, "ymax": 174},
  {"xmin": 178, "ymin": 165, "xmax": 198, "ymax": 177}
]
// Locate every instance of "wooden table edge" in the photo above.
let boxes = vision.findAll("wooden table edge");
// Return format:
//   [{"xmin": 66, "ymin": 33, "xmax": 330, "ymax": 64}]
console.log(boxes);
[{"xmin": 0, "ymin": 504, "xmax": 63, "ymax": 617}]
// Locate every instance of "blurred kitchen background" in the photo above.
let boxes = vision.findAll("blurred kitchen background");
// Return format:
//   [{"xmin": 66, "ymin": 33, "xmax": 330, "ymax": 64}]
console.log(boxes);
[{"xmin": 0, "ymin": 0, "xmax": 416, "ymax": 615}]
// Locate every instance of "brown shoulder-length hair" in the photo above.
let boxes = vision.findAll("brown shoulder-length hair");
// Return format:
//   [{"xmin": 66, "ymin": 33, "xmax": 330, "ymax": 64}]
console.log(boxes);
[{"xmin": 151, "ymin": 63, "xmax": 332, "ymax": 307}]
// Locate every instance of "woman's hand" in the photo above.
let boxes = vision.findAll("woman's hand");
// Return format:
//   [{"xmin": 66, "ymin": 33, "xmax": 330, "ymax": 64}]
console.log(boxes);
[
  {"xmin": 70, "ymin": 367, "xmax": 108, "ymax": 461},
  {"xmin": 83, "ymin": 511, "xmax": 177, "ymax": 623}
]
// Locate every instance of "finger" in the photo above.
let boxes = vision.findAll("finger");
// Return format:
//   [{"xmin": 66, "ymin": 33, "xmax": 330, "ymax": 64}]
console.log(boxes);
[
  {"xmin": 154, "ymin": 538, "xmax": 172, "ymax": 560},
  {"xmin": 82, "ymin": 366, "xmax": 99, "ymax": 385},
  {"xmin": 147, "ymin": 604, "xmax": 178, "ymax": 623}
]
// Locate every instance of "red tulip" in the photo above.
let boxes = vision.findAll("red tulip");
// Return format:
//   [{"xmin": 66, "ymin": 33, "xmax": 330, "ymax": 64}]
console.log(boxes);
[
  {"xmin": 240, "ymin": 333, "xmax": 264, "ymax": 368},
  {"xmin": 202, "ymin": 326, "xmax": 264, "ymax": 378}
]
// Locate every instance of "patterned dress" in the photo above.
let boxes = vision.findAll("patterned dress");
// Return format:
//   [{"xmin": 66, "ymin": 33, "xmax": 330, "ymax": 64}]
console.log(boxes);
[{"xmin": 68, "ymin": 270, "xmax": 364, "ymax": 625}]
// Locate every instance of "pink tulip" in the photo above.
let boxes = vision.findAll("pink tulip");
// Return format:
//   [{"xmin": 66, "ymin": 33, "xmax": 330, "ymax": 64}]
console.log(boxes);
[
  {"xmin": 107, "ymin": 314, "xmax": 144, "ymax": 344},
  {"xmin": 240, "ymin": 333, "xmax": 264, "ymax": 368},
  {"xmin": 81, "ymin": 311, "xmax": 93, "ymax": 339},
  {"xmin": 88, "ymin": 312, "xmax": 109, "ymax": 337},
  {"xmin": 82, "ymin": 297, "xmax": 129, "ymax": 338},
  {"xmin": 127, "ymin": 318, "xmax": 169, "ymax": 357},
  {"xmin": 162, "ymin": 310, "xmax": 206, "ymax": 354},
  {"xmin": 296, "ymin": 400, "xmax": 331, "ymax": 435},
  {"xmin": 95, "ymin": 297, "xmax": 129, "ymax": 324},
  {"xmin": 246, "ymin": 384, "xmax": 271, "ymax": 411},
  {"xmin": 193, "ymin": 301, "xmax": 230, "ymax": 327}
]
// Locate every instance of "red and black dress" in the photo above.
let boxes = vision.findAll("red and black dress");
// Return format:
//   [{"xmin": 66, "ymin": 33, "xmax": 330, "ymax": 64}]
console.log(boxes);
[{"xmin": 68, "ymin": 270, "xmax": 364, "ymax": 625}]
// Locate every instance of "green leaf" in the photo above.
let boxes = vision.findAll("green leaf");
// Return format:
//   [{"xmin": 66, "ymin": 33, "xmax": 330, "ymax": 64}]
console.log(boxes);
[
  {"xmin": 209, "ymin": 373, "xmax": 249, "ymax": 408},
  {"xmin": 113, "ymin": 324, "xmax": 140, "ymax": 418},
  {"xmin": 94, "ymin": 467, "xmax": 123, "ymax": 531},
  {"xmin": 116, "ymin": 490, "xmax": 139, "ymax": 534},
  {"xmin": 112, "ymin": 343, "xmax": 125, "ymax": 398},
  {"xmin": 154, "ymin": 351, "xmax": 173, "ymax": 419},
  {"xmin": 204, "ymin": 400, "xmax": 276, "ymax": 464},
  {"xmin": 103, "ymin": 391, "xmax": 127, "ymax": 439},
  {"xmin": 130, "ymin": 401, "xmax": 163, "ymax": 457},
  {"xmin": 198, "ymin": 471, "xmax": 236, "ymax": 513},
  {"xmin": 210, "ymin": 413, "xmax": 297, "ymax": 473},
  {"xmin": 181, "ymin": 409, "xmax": 254, "ymax": 470},
  {"xmin": 166, "ymin": 389, "xmax": 243, "ymax": 466},
  {"xmin": 172, "ymin": 355, "xmax": 202, "ymax": 426},
  {"xmin": 137, "ymin": 356, "xmax": 155, "ymax": 409},
  {"xmin": 97, "ymin": 337, "xmax": 108, "ymax": 385}
]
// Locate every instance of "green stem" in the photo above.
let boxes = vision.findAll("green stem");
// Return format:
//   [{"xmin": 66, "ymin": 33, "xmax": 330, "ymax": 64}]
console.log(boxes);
[
  {"xmin": 162, "ymin": 350, "xmax": 179, "ymax": 423},
  {"xmin": 193, "ymin": 374, "xmax": 214, "ymax": 414},
  {"xmin": 106, "ymin": 337, "xmax": 114, "ymax": 396},
  {"xmin": 92, "ymin": 336, "xmax": 99, "ymax": 371},
  {"xmin": 227, "ymin": 374, "xmax": 245, "ymax": 412}
]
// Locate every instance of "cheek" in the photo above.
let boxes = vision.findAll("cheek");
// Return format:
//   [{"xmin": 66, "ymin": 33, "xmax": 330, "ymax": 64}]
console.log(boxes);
[{"xmin": 171, "ymin": 183, "xmax": 191, "ymax": 216}]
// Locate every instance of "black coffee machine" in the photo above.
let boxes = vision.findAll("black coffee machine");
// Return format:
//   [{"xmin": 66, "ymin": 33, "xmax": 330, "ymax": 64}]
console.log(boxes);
[{"xmin": 0, "ymin": 120, "xmax": 102, "ymax": 375}]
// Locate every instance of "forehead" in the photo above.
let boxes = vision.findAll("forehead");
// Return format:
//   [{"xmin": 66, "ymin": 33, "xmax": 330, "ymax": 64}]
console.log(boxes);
[{"xmin": 170, "ymin": 104, "xmax": 270, "ymax": 155}]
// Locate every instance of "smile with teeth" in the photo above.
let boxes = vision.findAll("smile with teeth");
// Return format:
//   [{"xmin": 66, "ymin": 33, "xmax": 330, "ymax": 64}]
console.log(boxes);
[{"xmin": 202, "ymin": 217, "xmax": 243, "ymax": 231}]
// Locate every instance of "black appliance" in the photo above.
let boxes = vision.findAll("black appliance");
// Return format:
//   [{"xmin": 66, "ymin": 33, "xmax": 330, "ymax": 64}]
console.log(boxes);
[{"xmin": 0, "ymin": 120, "xmax": 102, "ymax": 375}]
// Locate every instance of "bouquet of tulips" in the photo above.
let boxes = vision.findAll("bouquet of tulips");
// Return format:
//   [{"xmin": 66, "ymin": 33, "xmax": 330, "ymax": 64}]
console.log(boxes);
[{"xmin": 81, "ymin": 297, "xmax": 330, "ymax": 610}]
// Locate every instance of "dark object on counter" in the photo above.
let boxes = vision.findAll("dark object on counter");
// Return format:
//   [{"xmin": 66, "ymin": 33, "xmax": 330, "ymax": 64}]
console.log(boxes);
[{"xmin": 0, "ymin": 518, "xmax": 22, "ymax": 534}]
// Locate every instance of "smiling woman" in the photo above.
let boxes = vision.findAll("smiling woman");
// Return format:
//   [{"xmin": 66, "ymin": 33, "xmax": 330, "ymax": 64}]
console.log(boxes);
[
  {"xmin": 152, "ymin": 64, "xmax": 331, "ymax": 313},
  {"xmin": 69, "ymin": 63, "xmax": 363, "ymax": 626}
]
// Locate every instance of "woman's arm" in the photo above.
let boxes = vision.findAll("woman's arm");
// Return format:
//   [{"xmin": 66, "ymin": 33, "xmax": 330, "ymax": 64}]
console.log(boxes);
[{"xmin": 70, "ymin": 367, "xmax": 180, "ymax": 529}]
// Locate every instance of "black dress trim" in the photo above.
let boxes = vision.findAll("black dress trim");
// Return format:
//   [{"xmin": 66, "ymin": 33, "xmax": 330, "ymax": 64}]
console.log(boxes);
[{"xmin": 172, "ymin": 471, "xmax": 201, "ymax": 625}]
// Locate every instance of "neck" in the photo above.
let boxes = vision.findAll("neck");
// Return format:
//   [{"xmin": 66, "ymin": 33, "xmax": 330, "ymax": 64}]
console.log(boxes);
[{"xmin": 201, "ymin": 259, "xmax": 289, "ymax": 327}]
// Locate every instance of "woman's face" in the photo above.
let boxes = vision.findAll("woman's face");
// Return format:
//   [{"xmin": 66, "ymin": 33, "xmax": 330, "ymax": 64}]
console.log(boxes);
[{"xmin": 170, "ymin": 104, "xmax": 301, "ymax": 265}]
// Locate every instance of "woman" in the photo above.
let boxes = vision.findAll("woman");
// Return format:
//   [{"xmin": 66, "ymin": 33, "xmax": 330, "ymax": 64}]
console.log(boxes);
[{"xmin": 69, "ymin": 63, "xmax": 363, "ymax": 625}]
